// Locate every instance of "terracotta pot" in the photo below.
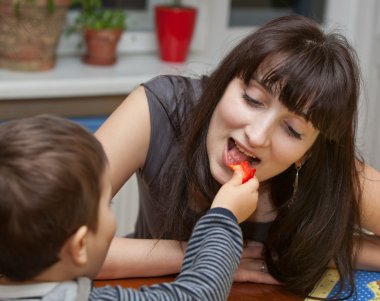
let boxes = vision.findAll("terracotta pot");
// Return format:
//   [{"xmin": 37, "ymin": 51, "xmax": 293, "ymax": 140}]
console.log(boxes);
[
  {"xmin": 82, "ymin": 29, "xmax": 123, "ymax": 66},
  {"xmin": 0, "ymin": 0, "xmax": 71, "ymax": 71},
  {"xmin": 155, "ymin": 6, "xmax": 197, "ymax": 63}
]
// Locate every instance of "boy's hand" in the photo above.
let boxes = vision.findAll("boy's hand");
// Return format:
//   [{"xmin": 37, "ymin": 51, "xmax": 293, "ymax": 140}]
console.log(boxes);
[
  {"xmin": 211, "ymin": 170, "xmax": 259, "ymax": 223},
  {"xmin": 229, "ymin": 161, "xmax": 256, "ymax": 183}
]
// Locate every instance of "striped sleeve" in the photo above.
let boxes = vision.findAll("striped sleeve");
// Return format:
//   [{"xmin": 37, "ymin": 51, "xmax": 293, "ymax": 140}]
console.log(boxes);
[{"xmin": 90, "ymin": 207, "xmax": 243, "ymax": 301}]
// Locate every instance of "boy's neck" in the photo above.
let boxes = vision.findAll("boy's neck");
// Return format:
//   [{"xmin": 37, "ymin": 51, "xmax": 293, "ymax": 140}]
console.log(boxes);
[
  {"xmin": 0, "ymin": 261, "xmax": 84, "ymax": 285},
  {"xmin": 0, "ymin": 276, "xmax": 48, "ymax": 285}
]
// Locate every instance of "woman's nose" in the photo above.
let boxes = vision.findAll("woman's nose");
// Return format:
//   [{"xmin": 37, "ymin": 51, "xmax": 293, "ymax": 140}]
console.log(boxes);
[{"xmin": 245, "ymin": 118, "xmax": 272, "ymax": 148}]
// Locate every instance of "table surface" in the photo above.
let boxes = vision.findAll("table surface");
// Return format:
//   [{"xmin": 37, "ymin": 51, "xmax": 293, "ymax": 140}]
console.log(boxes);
[{"xmin": 94, "ymin": 276, "xmax": 304, "ymax": 301}]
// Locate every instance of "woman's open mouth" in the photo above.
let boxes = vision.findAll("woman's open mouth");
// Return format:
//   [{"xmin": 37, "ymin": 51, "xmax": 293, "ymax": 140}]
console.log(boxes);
[{"xmin": 226, "ymin": 138, "xmax": 261, "ymax": 167}]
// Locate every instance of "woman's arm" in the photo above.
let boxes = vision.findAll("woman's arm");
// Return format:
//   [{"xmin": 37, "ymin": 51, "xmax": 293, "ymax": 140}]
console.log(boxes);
[
  {"xmin": 355, "ymin": 163, "xmax": 380, "ymax": 270},
  {"xmin": 353, "ymin": 235, "xmax": 380, "ymax": 270},
  {"xmin": 97, "ymin": 237, "xmax": 185, "ymax": 279},
  {"xmin": 360, "ymin": 164, "xmax": 380, "ymax": 236},
  {"xmin": 96, "ymin": 86, "xmax": 184, "ymax": 278},
  {"xmin": 95, "ymin": 86, "xmax": 151, "ymax": 195}
]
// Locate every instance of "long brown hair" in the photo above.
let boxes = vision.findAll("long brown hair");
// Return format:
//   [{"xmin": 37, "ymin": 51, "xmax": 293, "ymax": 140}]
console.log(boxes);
[{"xmin": 160, "ymin": 15, "xmax": 362, "ymax": 297}]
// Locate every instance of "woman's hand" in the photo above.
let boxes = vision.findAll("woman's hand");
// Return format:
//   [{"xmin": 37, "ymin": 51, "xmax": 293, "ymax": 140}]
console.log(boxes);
[{"xmin": 233, "ymin": 241, "xmax": 280, "ymax": 285}]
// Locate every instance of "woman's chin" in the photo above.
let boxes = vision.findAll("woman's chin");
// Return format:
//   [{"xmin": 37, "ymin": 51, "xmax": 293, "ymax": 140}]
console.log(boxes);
[{"xmin": 211, "ymin": 168, "xmax": 231, "ymax": 185}]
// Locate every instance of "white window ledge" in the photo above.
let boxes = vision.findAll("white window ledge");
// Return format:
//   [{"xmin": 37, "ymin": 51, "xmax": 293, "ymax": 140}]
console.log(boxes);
[{"xmin": 0, "ymin": 52, "xmax": 216, "ymax": 100}]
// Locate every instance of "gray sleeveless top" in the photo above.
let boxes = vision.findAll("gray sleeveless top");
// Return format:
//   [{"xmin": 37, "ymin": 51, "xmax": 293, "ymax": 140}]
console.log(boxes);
[{"xmin": 133, "ymin": 75, "xmax": 271, "ymax": 242}]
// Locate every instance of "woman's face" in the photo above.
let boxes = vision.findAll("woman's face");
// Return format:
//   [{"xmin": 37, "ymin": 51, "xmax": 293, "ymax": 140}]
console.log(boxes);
[{"xmin": 206, "ymin": 77, "xmax": 319, "ymax": 184}]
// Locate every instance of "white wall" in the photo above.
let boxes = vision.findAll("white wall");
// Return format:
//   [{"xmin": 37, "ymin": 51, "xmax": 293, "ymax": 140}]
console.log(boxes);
[
  {"xmin": 111, "ymin": 174, "xmax": 139, "ymax": 236},
  {"xmin": 326, "ymin": 0, "xmax": 380, "ymax": 170}
]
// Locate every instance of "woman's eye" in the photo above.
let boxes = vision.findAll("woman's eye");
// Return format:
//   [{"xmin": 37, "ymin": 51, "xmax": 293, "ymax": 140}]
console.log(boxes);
[
  {"xmin": 286, "ymin": 125, "xmax": 302, "ymax": 139},
  {"xmin": 242, "ymin": 92, "xmax": 262, "ymax": 107}
]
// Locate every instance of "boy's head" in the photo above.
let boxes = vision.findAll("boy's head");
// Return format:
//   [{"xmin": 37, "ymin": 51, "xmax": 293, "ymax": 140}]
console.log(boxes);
[{"xmin": 0, "ymin": 115, "xmax": 115, "ymax": 282}]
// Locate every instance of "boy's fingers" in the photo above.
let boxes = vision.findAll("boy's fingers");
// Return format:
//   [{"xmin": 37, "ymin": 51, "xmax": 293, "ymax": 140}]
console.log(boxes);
[{"xmin": 230, "ymin": 169, "xmax": 243, "ymax": 185}]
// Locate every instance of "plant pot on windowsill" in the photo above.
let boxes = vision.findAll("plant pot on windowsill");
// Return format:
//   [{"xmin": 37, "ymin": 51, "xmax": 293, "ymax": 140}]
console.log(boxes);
[
  {"xmin": 82, "ymin": 28, "xmax": 122, "ymax": 65},
  {"xmin": 155, "ymin": 4, "xmax": 197, "ymax": 63},
  {"xmin": 0, "ymin": 0, "xmax": 71, "ymax": 71},
  {"xmin": 69, "ymin": 1, "xmax": 126, "ymax": 66}
]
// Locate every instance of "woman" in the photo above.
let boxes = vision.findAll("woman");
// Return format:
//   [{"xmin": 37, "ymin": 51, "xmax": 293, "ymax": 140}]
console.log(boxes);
[{"xmin": 95, "ymin": 15, "xmax": 380, "ymax": 297}]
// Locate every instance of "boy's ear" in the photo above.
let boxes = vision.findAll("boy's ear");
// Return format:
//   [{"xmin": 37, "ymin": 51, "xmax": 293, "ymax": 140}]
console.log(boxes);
[{"xmin": 67, "ymin": 225, "xmax": 89, "ymax": 266}]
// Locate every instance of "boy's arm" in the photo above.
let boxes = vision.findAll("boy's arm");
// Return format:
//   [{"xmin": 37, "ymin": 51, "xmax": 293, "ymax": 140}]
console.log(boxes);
[
  {"xmin": 92, "ymin": 171, "xmax": 257, "ymax": 300},
  {"xmin": 91, "ymin": 208, "xmax": 242, "ymax": 301}
]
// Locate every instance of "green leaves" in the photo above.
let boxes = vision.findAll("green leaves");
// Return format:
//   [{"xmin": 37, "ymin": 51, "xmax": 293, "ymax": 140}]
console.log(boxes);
[
  {"xmin": 71, "ymin": 0, "xmax": 126, "ymax": 30},
  {"xmin": 47, "ymin": 0, "xmax": 55, "ymax": 13},
  {"xmin": 14, "ymin": 0, "xmax": 57, "ymax": 16},
  {"xmin": 80, "ymin": 9, "xmax": 126, "ymax": 30},
  {"xmin": 71, "ymin": 0, "xmax": 101, "ymax": 13}
]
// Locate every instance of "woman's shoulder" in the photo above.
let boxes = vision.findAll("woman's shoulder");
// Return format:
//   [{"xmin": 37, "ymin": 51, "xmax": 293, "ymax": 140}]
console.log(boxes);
[
  {"xmin": 141, "ymin": 75, "xmax": 204, "ymax": 130},
  {"xmin": 142, "ymin": 75, "xmax": 203, "ymax": 102},
  {"xmin": 144, "ymin": 74, "xmax": 201, "ymax": 86},
  {"xmin": 358, "ymin": 162, "xmax": 380, "ymax": 185}
]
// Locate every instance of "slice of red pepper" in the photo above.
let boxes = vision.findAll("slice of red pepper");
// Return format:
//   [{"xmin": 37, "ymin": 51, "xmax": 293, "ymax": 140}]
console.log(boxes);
[{"xmin": 229, "ymin": 161, "xmax": 256, "ymax": 183}]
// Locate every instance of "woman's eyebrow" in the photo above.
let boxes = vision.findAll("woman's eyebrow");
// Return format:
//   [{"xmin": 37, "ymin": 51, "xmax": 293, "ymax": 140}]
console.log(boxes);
[
  {"xmin": 290, "ymin": 106, "xmax": 311, "ymax": 121},
  {"xmin": 252, "ymin": 77, "xmax": 283, "ymax": 100},
  {"xmin": 252, "ymin": 76, "xmax": 310, "ymax": 120},
  {"xmin": 250, "ymin": 76, "xmax": 272, "ymax": 93}
]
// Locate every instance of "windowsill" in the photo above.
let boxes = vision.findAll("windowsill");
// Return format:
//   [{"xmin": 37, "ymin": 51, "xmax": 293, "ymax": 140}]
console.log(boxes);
[{"xmin": 0, "ymin": 52, "xmax": 216, "ymax": 100}]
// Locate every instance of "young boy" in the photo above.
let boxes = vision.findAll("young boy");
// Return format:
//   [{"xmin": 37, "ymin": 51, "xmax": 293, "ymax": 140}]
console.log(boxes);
[{"xmin": 0, "ymin": 115, "xmax": 259, "ymax": 300}]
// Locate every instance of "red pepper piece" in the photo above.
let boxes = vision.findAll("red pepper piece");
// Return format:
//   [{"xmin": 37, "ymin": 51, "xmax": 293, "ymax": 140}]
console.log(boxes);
[{"xmin": 229, "ymin": 161, "xmax": 256, "ymax": 183}]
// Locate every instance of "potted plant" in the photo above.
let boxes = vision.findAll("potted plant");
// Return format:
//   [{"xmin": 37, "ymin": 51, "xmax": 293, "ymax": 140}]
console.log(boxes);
[
  {"xmin": 0, "ymin": 0, "xmax": 71, "ymax": 71},
  {"xmin": 70, "ymin": 0, "xmax": 126, "ymax": 66},
  {"xmin": 155, "ymin": 0, "xmax": 197, "ymax": 63}
]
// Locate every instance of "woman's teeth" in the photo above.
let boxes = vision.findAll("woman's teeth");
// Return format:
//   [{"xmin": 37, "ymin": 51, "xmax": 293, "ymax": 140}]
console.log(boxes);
[{"xmin": 235, "ymin": 142, "xmax": 256, "ymax": 159}]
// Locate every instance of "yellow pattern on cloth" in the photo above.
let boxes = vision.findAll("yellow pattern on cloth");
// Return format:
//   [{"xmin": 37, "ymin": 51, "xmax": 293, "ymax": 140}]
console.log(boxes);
[
  {"xmin": 305, "ymin": 269, "xmax": 340, "ymax": 300},
  {"xmin": 368, "ymin": 281, "xmax": 380, "ymax": 301}
]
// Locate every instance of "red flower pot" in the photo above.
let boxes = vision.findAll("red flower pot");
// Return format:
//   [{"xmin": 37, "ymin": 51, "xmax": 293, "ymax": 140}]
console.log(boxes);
[{"xmin": 155, "ymin": 6, "xmax": 197, "ymax": 63}]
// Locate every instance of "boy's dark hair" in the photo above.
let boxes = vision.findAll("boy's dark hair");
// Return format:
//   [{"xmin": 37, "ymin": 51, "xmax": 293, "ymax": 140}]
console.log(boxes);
[{"xmin": 0, "ymin": 115, "xmax": 108, "ymax": 281}]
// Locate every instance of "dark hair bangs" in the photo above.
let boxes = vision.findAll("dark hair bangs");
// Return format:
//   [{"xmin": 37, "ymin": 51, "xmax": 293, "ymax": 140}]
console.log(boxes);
[{"xmin": 245, "ymin": 48, "xmax": 357, "ymax": 142}]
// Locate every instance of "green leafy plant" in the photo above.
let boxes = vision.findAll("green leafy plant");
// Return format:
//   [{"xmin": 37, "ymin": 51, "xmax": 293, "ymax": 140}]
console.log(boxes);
[
  {"xmin": 13, "ymin": 0, "xmax": 57, "ymax": 15},
  {"xmin": 70, "ymin": 0, "xmax": 126, "ymax": 31}
]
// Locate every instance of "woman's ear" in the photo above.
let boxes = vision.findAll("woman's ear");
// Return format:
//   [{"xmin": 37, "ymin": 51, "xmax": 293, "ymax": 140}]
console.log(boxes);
[
  {"xmin": 67, "ymin": 225, "xmax": 89, "ymax": 266},
  {"xmin": 297, "ymin": 151, "xmax": 312, "ymax": 166},
  {"xmin": 295, "ymin": 159, "xmax": 303, "ymax": 168}
]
